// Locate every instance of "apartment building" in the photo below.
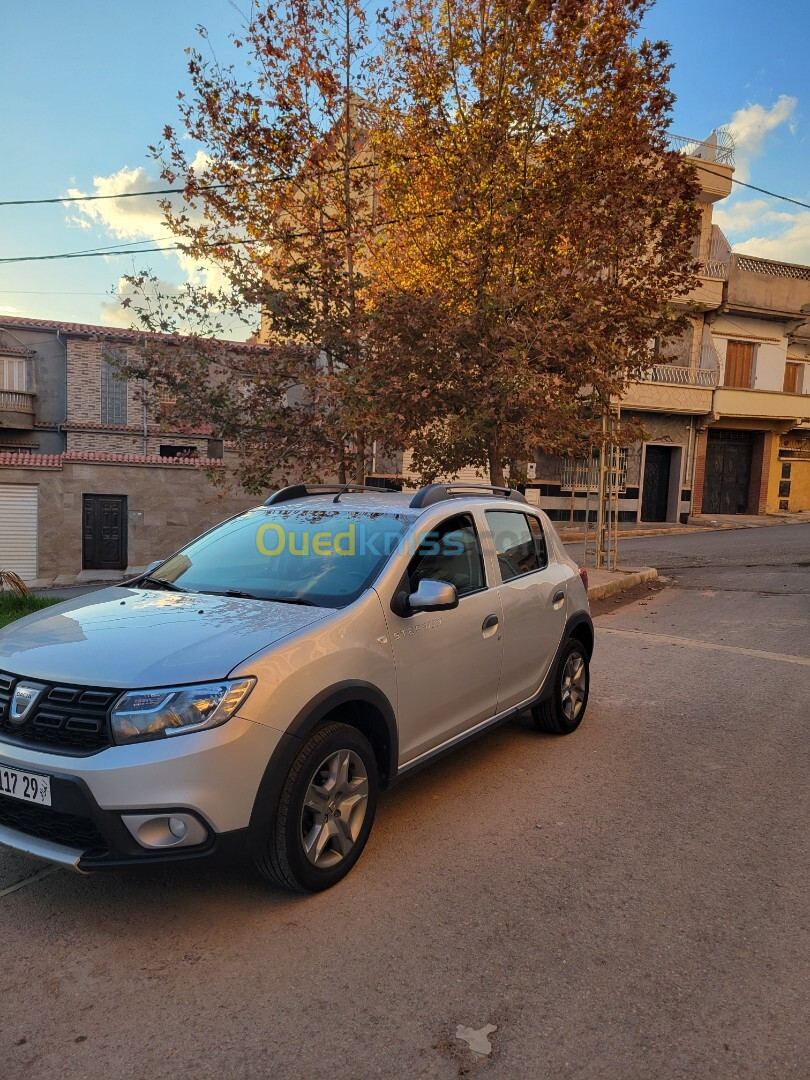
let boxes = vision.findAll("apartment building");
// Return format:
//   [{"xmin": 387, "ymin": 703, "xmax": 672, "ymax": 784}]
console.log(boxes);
[
  {"xmin": 697, "ymin": 254, "xmax": 810, "ymax": 515},
  {"xmin": 0, "ymin": 317, "xmax": 259, "ymax": 584}
]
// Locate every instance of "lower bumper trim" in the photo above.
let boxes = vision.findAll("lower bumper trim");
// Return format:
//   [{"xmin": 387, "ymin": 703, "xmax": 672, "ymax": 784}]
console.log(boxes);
[{"xmin": 0, "ymin": 822, "xmax": 86, "ymax": 873}]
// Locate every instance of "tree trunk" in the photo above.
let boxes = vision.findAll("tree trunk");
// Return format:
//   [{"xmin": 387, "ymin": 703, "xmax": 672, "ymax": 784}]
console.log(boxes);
[
  {"xmin": 353, "ymin": 435, "xmax": 366, "ymax": 485},
  {"xmin": 488, "ymin": 441, "xmax": 505, "ymax": 487}
]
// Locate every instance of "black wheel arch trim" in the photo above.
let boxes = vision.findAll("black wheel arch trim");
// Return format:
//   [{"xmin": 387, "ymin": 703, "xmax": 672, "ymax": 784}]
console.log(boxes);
[
  {"xmin": 535, "ymin": 612, "xmax": 594, "ymax": 702},
  {"xmin": 245, "ymin": 681, "xmax": 398, "ymax": 856}
]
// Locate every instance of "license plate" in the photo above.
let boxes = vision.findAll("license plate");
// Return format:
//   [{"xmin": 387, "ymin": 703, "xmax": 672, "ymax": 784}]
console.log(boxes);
[{"xmin": 0, "ymin": 763, "xmax": 51, "ymax": 807}]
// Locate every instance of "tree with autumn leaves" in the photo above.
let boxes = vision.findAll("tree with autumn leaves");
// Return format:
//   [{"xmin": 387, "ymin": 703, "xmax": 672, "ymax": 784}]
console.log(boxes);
[{"xmin": 123, "ymin": 0, "xmax": 699, "ymax": 490}]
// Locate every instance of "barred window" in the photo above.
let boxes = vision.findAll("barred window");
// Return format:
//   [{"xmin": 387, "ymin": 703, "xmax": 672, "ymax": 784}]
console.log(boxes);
[{"xmin": 100, "ymin": 348, "xmax": 128, "ymax": 425}]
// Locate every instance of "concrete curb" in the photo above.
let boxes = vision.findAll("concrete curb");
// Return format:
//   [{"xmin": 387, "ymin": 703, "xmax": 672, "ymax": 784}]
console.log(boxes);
[{"xmin": 587, "ymin": 567, "xmax": 658, "ymax": 602}]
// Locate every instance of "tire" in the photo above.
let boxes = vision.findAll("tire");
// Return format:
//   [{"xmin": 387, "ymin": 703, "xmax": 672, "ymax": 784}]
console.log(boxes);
[
  {"xmin": 532, "ymin": 638, "xmax": 590, "ymax": 735},
  {"xmin": 255, "ymin": 721, "xmax": 379, "ymax": 893}
]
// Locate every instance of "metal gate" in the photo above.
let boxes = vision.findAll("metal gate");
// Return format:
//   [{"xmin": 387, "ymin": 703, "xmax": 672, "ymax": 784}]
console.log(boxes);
[
  {"xmin": 703, "ymin": 431, "xmax": 753, "ymax": 515},
  {"xmin": 0, "ymin": 484, "xmax": 38, "ymax": 581}
]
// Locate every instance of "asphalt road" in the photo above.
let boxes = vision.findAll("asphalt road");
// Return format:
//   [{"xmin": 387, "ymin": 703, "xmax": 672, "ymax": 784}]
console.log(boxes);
[{"xmin": 3, "ymin": 524, "xmax": 809, "ymax": 1079}]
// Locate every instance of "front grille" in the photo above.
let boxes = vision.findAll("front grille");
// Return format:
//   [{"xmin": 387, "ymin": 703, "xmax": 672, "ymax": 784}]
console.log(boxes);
[
  {"xmin": 0, "ymin": 792, "xmax": 108, "ymax": 854},
  {"xmin": 0, "ymin": 671, "xmax": 118, "ymax": 753}
]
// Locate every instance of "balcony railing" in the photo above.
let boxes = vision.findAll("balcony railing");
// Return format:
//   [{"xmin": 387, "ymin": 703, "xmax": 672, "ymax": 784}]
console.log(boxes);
[
  {"xmin": 668, "ymin": 128, "xmax": 735, "ymax": 168},
  {"xmin": 640, "ymin": 363, "xmax": 719, "ymax": 388},
  {"xmin": 0, "ymin": 390, "xmax": 35, "ymax": 412},
  {"xmin": 735, "ymin": 254, "xmax": 810, "ymax": 280}
]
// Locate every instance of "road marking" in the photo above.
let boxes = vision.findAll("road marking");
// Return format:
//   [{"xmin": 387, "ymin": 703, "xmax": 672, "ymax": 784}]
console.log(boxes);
[
  {"xmin": 599, "ymin": 627, "xmax": 810, "ymax": 667},
  {"xmin": 0, "ymin": 865, "xmax": 59, "ymax": 898}
]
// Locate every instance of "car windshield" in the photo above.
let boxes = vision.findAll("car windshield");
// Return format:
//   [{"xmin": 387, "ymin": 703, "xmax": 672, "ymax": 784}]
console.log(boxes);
[{"xmin": 149, "ymin": 506, "xmax": 411, "ymax": 608}]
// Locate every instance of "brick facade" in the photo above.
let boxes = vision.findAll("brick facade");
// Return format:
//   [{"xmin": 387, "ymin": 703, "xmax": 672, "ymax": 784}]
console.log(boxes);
[
  {"xmin": 691, "ymin": 429, "xmax": 709, "ymax": 516},
  {"xmin": 747, "ymin": 431, "xmax": 773, "ymax": 515}
]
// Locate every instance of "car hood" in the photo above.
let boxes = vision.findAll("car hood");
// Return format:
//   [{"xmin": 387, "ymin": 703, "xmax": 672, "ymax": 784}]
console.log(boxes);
[{"xmin": 0, "ymin": 587, "xmax": 331, "ymax": 688}]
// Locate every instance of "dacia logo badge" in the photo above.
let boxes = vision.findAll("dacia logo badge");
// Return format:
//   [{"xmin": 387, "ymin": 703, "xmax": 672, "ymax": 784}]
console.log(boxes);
[{"xmin": 9, "ymin": 683, "xmax": 44, "ymax": 724}]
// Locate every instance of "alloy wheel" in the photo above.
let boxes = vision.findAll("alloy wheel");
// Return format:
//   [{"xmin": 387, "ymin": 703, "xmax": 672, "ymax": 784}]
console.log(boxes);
[
  {"xmin": 561, "ymin": 650, "xmax": 587, "ymax": 722},
  {"xmin": 300, "ymin": 748, "xmax": 370, "ymax": 869}
]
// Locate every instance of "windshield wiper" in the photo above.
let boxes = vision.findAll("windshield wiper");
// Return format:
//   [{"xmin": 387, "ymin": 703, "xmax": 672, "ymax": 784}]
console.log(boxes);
[
  {"xmin": 266, "ymin": 595, "xmax": 319, "ymax": 606},
  {"xmin": 196, "ymin": 588, "xmax": 320, "ymax": 605},
  {"xmin": 140, "ymin": 575, "xmax": 190, "ymax": 593}
]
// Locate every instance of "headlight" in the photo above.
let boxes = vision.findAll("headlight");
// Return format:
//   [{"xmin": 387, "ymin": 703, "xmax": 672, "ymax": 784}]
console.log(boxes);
[{"xmin": 110, "ymin": 679, "xmax": 255, "ymax": 745}]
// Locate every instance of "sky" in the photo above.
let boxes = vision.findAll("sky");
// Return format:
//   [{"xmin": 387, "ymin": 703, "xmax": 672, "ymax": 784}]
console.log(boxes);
[{"xmin": 0, "ymin": 0, "xmax": 808, "ymax": 334}]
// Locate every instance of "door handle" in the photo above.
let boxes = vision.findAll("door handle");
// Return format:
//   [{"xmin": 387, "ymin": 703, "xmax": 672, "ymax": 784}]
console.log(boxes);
[
  {"xmin": 552, "ymin": 590, "xmax": 565, "ymax": 605},
  {"xmin": 482, "ymin": 614, "xmax": 499, "ymax": 631}
]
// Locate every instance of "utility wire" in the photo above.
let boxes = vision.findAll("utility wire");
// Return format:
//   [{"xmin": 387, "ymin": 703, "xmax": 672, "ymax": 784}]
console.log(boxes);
[
  {"xmin": 0, "ymin": 160, "xmax": 379, "ymax": 208},
  {"xmin": 1, "ymin": 161, "xmax": 807, "ymax": 266},
  {"xmin": 1, "ymin": 163, "xmax": 808, "ymax": 211},
  {"xmin": 0, "ymin": 183, "xmax": 235, "ymax": 207}
]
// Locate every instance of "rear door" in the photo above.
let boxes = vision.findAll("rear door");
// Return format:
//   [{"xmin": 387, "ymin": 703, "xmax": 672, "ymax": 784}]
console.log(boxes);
[
  {"xmin": 385, "ymin": 512, "xmax": 503, "ymax": 765},
  {"xmin": 484, "ymin": 509, "xmax": 569, "ymax": 711}
]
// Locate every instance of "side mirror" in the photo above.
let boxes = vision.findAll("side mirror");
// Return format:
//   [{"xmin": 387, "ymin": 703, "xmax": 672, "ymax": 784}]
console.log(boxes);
[
  {"xmin": 143, "ymin": 560, "xmax": 162, "ymax": 576},
  {"xmin": 407, "ymin": 579, "xmax": 458, "ymax": 613}
]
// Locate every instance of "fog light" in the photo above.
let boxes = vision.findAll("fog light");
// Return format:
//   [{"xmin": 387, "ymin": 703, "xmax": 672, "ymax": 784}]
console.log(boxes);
[
  {"xmin": 121, "ymin": 812, "xmax": 209, "ymax": 850},
  {"xmin": 168, "ymin": 816, "xmax": 188, "ymax": 839}
]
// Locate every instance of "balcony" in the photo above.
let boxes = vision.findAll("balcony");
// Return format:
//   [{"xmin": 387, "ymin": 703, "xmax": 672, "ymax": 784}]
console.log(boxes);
[
  {"xmin": 724, "ymin": 253, "xmax": 810, "ymax": 320},
  {"xmin": 677, "ymin": 226, "xmax": 732, "ymax": 311},
  {"xmin": 618, "ymin": 342, "xmax": 720, "ymax": 415},
  {"xmin": 713, "ymin": 386, "xmax": 810, "ymax": 426},
  {"xmin": 667, "ymin": 130, "xmax": 734, "ymax": 203},
  {"xmin": 0, "ymin": 389, "xmax": 35, "ymax": 430}
]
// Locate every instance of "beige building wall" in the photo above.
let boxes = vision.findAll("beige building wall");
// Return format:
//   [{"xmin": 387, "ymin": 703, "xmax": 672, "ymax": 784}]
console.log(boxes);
[{"xmin": 0, "ymin": 457, "xmax": 258, "ymax": 585}]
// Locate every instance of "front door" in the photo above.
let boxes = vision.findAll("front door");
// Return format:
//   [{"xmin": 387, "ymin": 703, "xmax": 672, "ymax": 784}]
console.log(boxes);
[
  {"xmin": 82, "ymin": 494, "xmax": 127, "ymax": 570},
  {"xmin": 703, "ymin": 433, "xmax": 753, "ymax": 515},
  {"xmin": 385, "ymin": 512, "xmax": 503, "ymax": 764},
  {"xmin": 641, "ymin": 446, "xmax": 672, "ymax": 522}
]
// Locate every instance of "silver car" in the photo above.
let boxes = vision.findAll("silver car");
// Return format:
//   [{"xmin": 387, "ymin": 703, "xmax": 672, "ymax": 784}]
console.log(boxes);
[{"xmin": 0, "ymin": 484, "xmax": 593, "ymax": 892}]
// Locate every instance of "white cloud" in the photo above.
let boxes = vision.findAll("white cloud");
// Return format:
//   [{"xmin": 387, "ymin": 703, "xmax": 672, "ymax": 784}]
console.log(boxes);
[
  {"xmin": 713, "ymin": 198, "xmax": 797, "ymax": 234},
  {"xmin": 66, "ymin": 155, "xmax": 239, "ymax": 312},
  {"xmin": 726, "ymin": 95, "xmax": 797, "ymax": 181},
  {"xmin": 0, "ymin": 304, "xmax": 20, "ymax": 314},
  {"xmin": 734, "ymin": 211, "xmax": 810, "ymax": 267},
  {"xmin": 66, "ymin": 153, "xmax": 212, "ymax": 242}
]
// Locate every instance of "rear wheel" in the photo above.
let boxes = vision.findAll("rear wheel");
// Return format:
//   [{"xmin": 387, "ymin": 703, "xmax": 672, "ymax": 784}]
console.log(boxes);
[
  {"xmin": 255, "ymin": 721, "xmax": 378, "ymax": 892},
  {"xmin": 532, "ymin": 639, "xmax": 590, "ymax": 735}
]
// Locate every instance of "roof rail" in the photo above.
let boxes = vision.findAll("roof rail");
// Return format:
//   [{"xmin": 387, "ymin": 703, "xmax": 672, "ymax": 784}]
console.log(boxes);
[
  {"xmin": 264, "ymin": 483, "xmax": 399, "ymax": 506},
  {"xmin": 409, "ymin": 483, "xmax": 528, "ymax": 509}
]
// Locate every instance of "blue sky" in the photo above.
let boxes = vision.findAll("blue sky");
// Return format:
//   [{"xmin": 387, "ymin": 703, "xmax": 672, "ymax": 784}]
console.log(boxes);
[{"xmin": 1, "ymin": 0, "xmax": 808, "ymax": 331}]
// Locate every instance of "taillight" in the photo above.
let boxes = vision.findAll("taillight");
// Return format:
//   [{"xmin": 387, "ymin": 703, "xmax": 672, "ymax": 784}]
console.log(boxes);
[{"xmin": 579, "ymin": 567, "xmax": 589, "ymax": 591}]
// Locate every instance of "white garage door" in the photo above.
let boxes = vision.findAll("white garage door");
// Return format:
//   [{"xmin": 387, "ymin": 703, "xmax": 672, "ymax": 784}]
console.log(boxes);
[{"xmin": 0, "ymin": 484, "xmax": 38, "ymax": 582}]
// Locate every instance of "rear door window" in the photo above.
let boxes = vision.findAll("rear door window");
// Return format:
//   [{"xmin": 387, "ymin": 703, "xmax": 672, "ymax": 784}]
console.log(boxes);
[{"xmin": 486, "ymin": 511, "xmax": 548, "ymax": 582}]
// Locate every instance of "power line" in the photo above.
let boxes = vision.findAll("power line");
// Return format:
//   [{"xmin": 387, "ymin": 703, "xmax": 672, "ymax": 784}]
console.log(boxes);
[
  {"xmin": 0, "ymin": 183, "xmax": 235, "ymax": 208},
  {"xmin": 0, "ymin": 160, "xmax": 379, "ymax": 209},
  {"xmin": 690, "ymin": 164, "xmax": 810, "ymax": 211}
]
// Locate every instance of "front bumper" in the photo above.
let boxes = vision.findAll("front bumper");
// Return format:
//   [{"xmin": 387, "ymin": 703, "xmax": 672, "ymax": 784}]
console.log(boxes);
[{"xmin": 0, "ymin": 715, "xmax": 287, "ymax": 872}]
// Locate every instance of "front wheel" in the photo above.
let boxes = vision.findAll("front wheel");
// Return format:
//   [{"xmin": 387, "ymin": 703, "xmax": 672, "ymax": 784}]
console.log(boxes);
[
  {"xmin": 532, "ymin": 639, "xmax": 590, "ymax": 735},
  {"xmin": 255, "ymin": 722, "xmax": 379, "ymax": 892}
]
